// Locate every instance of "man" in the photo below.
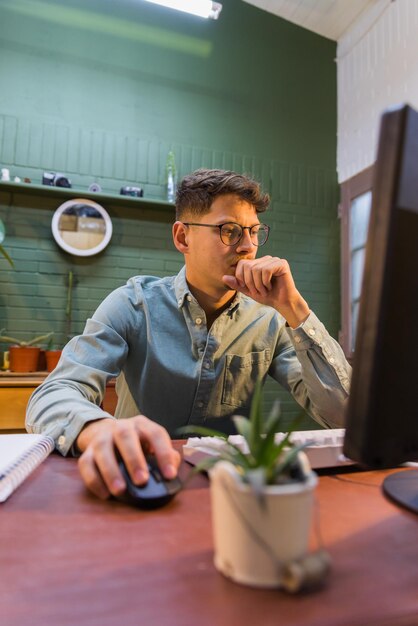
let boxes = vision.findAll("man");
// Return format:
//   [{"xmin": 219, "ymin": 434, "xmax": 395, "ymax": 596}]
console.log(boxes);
[{"xmin": 27, "ymin": 169, "xmax": 351, "ymax": 500}]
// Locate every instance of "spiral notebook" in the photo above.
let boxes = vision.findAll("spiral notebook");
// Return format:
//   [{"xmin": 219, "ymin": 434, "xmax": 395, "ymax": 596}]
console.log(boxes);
[{"xmin": 0, "ymin": 434, "xmax": 55, "ymax": 502}]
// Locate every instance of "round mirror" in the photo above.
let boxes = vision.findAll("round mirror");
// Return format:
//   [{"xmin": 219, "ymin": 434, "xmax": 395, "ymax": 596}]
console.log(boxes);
[{"xmin": 52, "ymin": 198, "xmax": 113, "ymax": 257}]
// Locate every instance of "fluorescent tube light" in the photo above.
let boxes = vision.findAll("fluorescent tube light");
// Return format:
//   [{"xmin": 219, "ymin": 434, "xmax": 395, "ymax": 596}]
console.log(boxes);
[{"xmin": 144, "ymin": 0, "xmax": 222, "ymax": 19}]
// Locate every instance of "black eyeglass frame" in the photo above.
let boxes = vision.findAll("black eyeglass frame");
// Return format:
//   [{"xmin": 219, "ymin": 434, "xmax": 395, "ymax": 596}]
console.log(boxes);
[{"xmin": 182, "ymin": 221, "xmax": 270, "ymax": 247}]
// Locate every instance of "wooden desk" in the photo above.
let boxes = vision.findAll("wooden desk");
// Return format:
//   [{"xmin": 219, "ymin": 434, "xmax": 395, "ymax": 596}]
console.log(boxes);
[
  {"xmin": 0, "ymin": 451, "xmax": 417, "ymax": 626},
  {"xmin": 0, "ymin": 373, "xmax": 118, "ymax": 431}
]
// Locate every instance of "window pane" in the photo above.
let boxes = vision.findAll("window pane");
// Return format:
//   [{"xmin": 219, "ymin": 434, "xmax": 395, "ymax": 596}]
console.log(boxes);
[
  {"xmin": 351, "ymin": 248, "xmax": 366, "ymax": 301},
  {"xmin": 349, "ymin": 190, "xmax": 372, "ymax": 352},
  {"xmin": 350, "ymin": 191, "xmax": 372, "ymax": 250},
  {"xmin": 340, "ymin": 166, "xmax": 374, "ymax": 357},
  {"xmin": 351, "ymin": 302, "xmax": 360, "ymax": 353}
]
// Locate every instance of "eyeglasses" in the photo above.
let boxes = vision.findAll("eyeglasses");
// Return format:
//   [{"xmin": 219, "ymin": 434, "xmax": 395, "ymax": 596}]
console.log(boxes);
[{"xmin": 182, "ymin": 222, "xmax": 270, "ymax": 247}]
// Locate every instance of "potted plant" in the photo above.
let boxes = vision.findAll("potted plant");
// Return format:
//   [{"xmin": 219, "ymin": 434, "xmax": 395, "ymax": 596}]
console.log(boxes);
[
  {"xmin": 0, "ymin": 331, "xmax": 53, "ymax": 372},
  {"xmin": 44, "ymin": 335, "xmax": 63, "ymax": 372},
  {"xmin": 39, "ymin": 269, "xmax": 76, "ymax": 372},
  {"xmin": 181, "ymin": 383, "xmax": 330, "ymax": 593}
]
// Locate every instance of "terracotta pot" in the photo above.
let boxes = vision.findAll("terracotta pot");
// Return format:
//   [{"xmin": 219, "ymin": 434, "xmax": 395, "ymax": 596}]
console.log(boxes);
[
  {"xmin": 45, "ymin": 350, "xmax": 62, "ymax": 372},
  {"xmin": 9, "ymin": 346, "xmax": 41, "ymax": 373},
  {"xmin": 38, "ymin": 349, "xmax": 47, "ymax": 371}
]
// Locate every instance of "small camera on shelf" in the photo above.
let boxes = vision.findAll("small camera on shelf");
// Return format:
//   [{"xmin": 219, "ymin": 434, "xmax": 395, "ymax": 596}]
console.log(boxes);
[
  {"xmin": 120, "ymin": 186, "xmax": 143, "ymax": 197},
  {"xmin": 42, "ymin": 172, "xmax": 72, "ymax": 188}
]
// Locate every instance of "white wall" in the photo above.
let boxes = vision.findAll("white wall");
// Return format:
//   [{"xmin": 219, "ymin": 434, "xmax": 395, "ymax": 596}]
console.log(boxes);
[{"xmin": 337, "ymin": 0, "xmax": 418, "ymax": 183}]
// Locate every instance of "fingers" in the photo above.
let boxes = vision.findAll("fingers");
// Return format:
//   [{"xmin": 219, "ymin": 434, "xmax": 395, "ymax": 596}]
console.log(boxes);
[
  {"xmin": 77, "ymin": 415, "xmax": 180, "ymax": 500},
  {"xmin": 132, "ymin": 415, "xmax": 181, "ymax": 480},
  {"xmin": 114, "ymin": 418, "xmax": 149, "ymax": 483},
  {"xmin": 222, "ymin": 274, "xmax": 238, "ymax": 290},
  {"xmin": 234, "ymin": 256, "xmax": 284, "ymax": 297},
  {"xmin": 78, "ymin": 447, "xmax": 111, "ymax": 500},
  {"xmin": 78, "ymin": 431, "xmax": 125, "ymax": 500}
]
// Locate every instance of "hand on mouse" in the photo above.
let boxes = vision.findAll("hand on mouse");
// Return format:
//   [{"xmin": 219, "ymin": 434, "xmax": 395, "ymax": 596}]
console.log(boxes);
[{"xmin": 76, "ymin": 415, "xmax": 181, "ymax": 500}]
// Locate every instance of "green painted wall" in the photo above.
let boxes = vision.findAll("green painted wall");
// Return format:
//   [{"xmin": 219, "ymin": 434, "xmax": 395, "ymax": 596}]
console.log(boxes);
[{"xmin": 0, "ymin": 0, "xmax": 339, "ymax": 427}]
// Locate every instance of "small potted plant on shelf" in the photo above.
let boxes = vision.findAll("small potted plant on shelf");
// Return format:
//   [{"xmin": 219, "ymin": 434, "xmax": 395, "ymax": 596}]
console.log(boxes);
[
  {"xmin": 45, "ymin": 335, "xmax": 63, "ymax": 372},
  {"xmin": 180, "ymin": 382, "xmax": 330, "ymax": 593},
  {"xmin": 43, "ymin": 269, "xmax": 76, "ymax": 372},
  {"xmin": 0, "ymin": 331, "xmax": 53, "ymax": 372}
]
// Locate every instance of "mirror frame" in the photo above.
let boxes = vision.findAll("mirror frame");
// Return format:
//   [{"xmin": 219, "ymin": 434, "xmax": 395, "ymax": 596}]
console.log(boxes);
[{"xmin": 52, "ymin": 198, "xmax": 113, "ymax": 257}]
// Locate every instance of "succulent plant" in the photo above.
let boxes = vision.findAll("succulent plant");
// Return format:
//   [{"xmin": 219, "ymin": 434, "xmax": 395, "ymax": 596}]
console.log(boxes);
[{"xmin": 180, "ymin": 381, "xmax": 310, "ymax": 493}]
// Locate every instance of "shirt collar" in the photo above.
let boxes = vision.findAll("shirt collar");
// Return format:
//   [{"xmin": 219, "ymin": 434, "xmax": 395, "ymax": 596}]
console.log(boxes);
[
  {"xmin": 174, "ymin": 266, "xmax": 192, "ymax": 309},
  {"xmin": 174, "ymin": 266, "xmax": 241, "ymax": 315}
]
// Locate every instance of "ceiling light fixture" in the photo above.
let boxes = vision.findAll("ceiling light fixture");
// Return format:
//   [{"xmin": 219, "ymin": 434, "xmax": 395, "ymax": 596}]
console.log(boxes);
[{"xmin": 144, "ymin": 0, "xmax": 222, "ymax": 20}]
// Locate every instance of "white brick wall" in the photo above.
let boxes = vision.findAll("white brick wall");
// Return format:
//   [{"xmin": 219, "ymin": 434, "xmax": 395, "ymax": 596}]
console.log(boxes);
[{"xmin": 337, "ymin": 0, "xmax": 418, "ymax": 182}]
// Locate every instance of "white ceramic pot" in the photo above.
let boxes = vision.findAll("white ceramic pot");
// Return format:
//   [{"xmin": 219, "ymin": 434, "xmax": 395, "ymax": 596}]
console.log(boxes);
[{"xmin": 210, "ymin": 460, "xmax": 318, "ymax": 589}]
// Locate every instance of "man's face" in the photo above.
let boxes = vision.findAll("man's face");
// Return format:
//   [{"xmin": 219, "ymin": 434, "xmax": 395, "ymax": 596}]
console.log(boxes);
[{"xmin": 182, "ymin": 194, "xmax": 260, "ymax": 297}]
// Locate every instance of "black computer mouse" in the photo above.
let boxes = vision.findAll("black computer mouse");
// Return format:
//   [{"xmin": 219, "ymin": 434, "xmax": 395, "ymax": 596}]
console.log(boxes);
[{"xmin": 115, "ymin": 453, "xmax": 182, "ymax": 510}]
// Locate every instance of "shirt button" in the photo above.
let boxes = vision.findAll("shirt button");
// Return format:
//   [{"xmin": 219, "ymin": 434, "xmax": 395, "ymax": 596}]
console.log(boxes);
[
  {"xmin": 308, "ymin": 328, "xmax": 316, "ymax": 337},
  {"xmin": 58, "ymin": 435, "xmax": 66, "ymax": 447},
  {"xmin": 195, "ymin": 317, "xmax": 203, "ymax": 325},
  {"xmin": 177, "ymin": 298, "xmax": 182, "ymax": 306},
  {"xmin": 295, "ymin": 336, "xmax": 301, "ymax": 344},
  {"xmin": 187, "ymin": 295, "xmax": 192, "ymax": 302},
  {"xmin": 204, "ymin": 361, "xmax": 211, "ymax": 369},
  {"xmin": 197, "ymin": 401, "xmax": 204, "ymax": 408},
  {"xmin": 329, "ymin": 357, "xmax": 335, "ymax": 364}
]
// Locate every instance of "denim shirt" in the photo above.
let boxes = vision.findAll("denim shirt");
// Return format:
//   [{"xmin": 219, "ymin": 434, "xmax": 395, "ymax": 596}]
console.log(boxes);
[{"xmin": 26, "ymin": 267, "xmax": 351, "ymax": 456}]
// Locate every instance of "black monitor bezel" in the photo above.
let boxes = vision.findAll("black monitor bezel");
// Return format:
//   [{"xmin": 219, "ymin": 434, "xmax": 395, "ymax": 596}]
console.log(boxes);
[{"xmin": 342, "ymin": 104, "xmax": 418, "ymax": 514}]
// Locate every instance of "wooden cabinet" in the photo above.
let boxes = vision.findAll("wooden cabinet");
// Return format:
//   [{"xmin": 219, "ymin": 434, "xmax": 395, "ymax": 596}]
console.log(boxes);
[{"xmin": 0, "ymin": 373, "xmax": 117, "ymax": 432}]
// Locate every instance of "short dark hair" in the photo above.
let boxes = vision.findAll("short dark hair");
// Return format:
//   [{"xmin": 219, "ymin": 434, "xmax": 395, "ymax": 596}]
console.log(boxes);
[{"xmin": 175, "ymin": 169, "xmax": 270, "ymax": 220}]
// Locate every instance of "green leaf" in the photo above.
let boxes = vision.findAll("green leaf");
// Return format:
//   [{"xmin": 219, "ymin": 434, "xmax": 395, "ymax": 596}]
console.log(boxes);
[
  {"xmin": 0, "ymin": 219, "xmax": 14, "ymax": 267},
  {"xmin": 248, "ymin": 380, "xmax": 263, "ymax": 458},
  {"xmin": 263, "ymin": 398, "xmax": 281, "ymax": 433},
  {"xmin": 187, "ymin": 455, "xmax": 226, "ymax": 476},
  {"xmin": 261, "ymin": 412, "xmax": 304, "ymax": 468},
  {"xmin": 177, "ymin": 424, "xmax": 228, "ymax": 439},
  {"xmin": 244, "ymin": 467, "xmax": 267, "ymax": 506},
  {"xmin": 232, "ymin": 415, "xmax": 252, "ymax": 441},
  {"xmin": 272, "ymin": 443, "xmax": 309, "ymax": 481},
  {"xmin": 248, "ymin": 390, "xmax": 283, "ymax": 467},
  {"xmin": 178, "ymin": 424, "xmax": 252, "ymax": 470},
  {"xmin": 210, "ymin": 439, "xmax": 253, "ymax": 470},
  {"xmin": 256, "ymin": 418, "xmax": 282, "ymax": 466},
  {"xmin": 0, "ymin": 331, "xmax": 53, "ymax": 346},
  {"xmin": 216, "ymin": 447, "xmax": 252, "ymax": 470},
  {"xmin": 0, "ymin": 244, "xmax": 14, "ymax": 267},
  {"xmin": 26, "ymin": 332, "xmax": 54, "ymax": 346}
]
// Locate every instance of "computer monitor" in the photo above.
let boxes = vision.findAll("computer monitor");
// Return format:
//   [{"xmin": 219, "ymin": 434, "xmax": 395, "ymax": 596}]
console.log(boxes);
[{"xmin": 343, "ymin": 104, "xmax": 418, "ymax": 515}]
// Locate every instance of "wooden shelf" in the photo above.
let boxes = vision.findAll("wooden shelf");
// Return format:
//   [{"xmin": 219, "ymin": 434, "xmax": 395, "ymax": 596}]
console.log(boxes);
[
  {"xmin": 0, "ymin": 181, "xmax": 174, "ymax": 213},
  {"xmin": 0, "ymin": 371, "xmax": 116, "ymax": 387},
  {"xmin": 0, "ymin": 372, "xmax": 49, "ymax": 387}
]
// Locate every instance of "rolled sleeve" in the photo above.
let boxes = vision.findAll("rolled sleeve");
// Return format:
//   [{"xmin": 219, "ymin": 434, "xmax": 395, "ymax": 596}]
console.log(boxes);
[
  {"xmin": 26, "ymin": 319, "xmax": 128, "ymax": 455},
  {"xmin": 288, "ymin": 312, "xmax": 351, "ymax": 394},
  {"xmin": 270, "ymin": 311, "xmax": 351, "ymax": 429}
]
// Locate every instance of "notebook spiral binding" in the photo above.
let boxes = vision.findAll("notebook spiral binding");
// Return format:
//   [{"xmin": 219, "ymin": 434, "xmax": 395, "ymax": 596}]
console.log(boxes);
[{"xmin": 0, "ymin": 436, "xmax": 54, "ymax": 501}]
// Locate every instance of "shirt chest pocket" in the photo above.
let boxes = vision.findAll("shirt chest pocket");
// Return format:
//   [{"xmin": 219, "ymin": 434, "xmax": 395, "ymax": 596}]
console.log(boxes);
[{"xmin": 222, "ymin": 349, "xmax": 271, "ymax": 407}]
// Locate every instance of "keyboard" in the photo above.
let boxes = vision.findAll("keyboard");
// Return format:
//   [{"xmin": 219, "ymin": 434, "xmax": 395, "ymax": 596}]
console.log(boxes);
[{"xmin": 183, "ymin": 428, "xmax": 354, "ymax": 470}]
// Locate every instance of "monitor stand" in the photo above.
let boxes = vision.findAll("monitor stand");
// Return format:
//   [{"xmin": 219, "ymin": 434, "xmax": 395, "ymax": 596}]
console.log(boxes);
[{"xmin": 382, "ymin": 469, "xmax": 418, "ymax": 515}]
